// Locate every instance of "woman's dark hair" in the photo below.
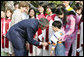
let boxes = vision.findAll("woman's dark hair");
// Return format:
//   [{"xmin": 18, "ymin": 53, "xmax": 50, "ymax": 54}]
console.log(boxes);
[
  {"xmin": 56, "ymin": 7, "xmax": 65, "ymax": 15},
  {"xmin": 47, "ymin": 3, "xmax": 56, "ymax": 13},
  {"xmin": 52, "ymin": 21, "xmax": 62, "ymax": 29},
  {"xmin": 38, "ymin": 2, "xmax": 47, "ymax": 14},
  {"xmin": 56, "ymin": 7, "xmax": 76, "ymax": 25},
  {"xmin": 73, "ymin": 2, "xmax": 83, "ymax": 11},
  {"xmin": 28, "ymin": 7, "xmax": 36, "ymax": 18}
]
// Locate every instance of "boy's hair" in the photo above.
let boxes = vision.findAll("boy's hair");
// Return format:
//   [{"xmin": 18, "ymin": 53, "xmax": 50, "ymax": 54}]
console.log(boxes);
[{"xmin": 52, "ymin": 21, "xmax": 62, "ymax": 29}]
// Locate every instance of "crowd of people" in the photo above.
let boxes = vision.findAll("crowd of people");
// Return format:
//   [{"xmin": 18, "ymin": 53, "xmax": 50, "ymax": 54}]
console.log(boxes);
[{"xmin": 1, "ymin": 1, "xmax": 83, "ymax": 56}]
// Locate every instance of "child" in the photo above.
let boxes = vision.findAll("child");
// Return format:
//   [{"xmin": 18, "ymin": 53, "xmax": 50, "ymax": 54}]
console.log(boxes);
[
  {"xmin": 36, "ymin": 2, "xmax": 47, "ymax": 20},
  {"xmin": 36, "ymin": 2, "xmax": 47, "ymax": 50},
  {"xmin": 46, "ymin": 3, "xmax": 57, "ymax": 50},
  {"xmin": 5, "ymin": 8, "xmax": 15, "ymax": 56},
  {"xmin": 1, "ymin": 10, "xmax": 6, "ymax": 55},
  {"xmin": 72, "ymin": 2, "xmax": 83, "ymax": 56},
  {"xmin": 73, "ymin": 2, "xmax": 83, "ymax": 18},
  {"xmin": 48, "ymin": 21, "xmax": 65, "ymax": 56},
  {"xmin": 46, "ymin": 3, "xmax": 56, "ymax": 21}
]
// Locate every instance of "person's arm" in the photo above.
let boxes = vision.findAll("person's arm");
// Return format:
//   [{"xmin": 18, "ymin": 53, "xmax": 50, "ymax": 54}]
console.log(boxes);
[
  {"xmin": 66, "ymin": 15, "xmax": 75, "ymax": 35},
  {"xmin": 27, "ymin": 27, "xmax": 40, "ymax": 46},
  {"xmin": 27, "ymin": 28, "xmax": 48, "ymax": 46},
  {"xmin": 61, "ymin": 15, "xmax": 75, "ymax": 41}
]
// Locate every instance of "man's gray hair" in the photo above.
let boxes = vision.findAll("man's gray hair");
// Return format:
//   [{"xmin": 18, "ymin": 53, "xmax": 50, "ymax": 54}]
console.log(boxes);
[{"xmin": 39, "ymin": 18, "xmax": 49, "ymax": 27}]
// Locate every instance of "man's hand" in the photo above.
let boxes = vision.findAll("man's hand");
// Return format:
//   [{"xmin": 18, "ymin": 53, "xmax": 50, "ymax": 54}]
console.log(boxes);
[
  {"xmin": 41, "ymin": 42, "xmax": 48, "ymax": 46},
  {"xmin": 26, "ymin": 42, "xmax": 29, "ymax": 51}
]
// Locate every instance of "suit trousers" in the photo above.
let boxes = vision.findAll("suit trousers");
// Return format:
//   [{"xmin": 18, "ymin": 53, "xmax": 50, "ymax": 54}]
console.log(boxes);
[{"xmin": 6, "ymin": 28, "xmax": 28, "ymax": 56}]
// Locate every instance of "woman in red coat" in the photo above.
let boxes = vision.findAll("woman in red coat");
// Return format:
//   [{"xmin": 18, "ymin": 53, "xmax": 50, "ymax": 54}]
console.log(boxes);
[
  {"xmin": 1, "ymin": 10, "xmax": 6, "ymax": 51},
  {"xmin": 36, "ymin": 2, "xmax": 47, "ymax": 20},
  {"xmin": 5, "ymin": 8, "xmax": 14, "ymax": 55},
  {"xmin": 46, "ymin": 3, "xmax": 56, "ymax": 50},
  {"xmin": 36, "ymin": 2, "xmax": 48, "ymax": 56}
]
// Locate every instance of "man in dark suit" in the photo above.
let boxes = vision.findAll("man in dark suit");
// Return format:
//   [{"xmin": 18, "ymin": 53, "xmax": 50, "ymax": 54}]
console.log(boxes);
[{"xmin": 6, "ymin": 18, "xmax": 49, "ymax": 56}]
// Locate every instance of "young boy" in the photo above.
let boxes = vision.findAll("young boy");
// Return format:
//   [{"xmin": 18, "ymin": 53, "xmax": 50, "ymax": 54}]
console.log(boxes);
[{"xmin": 48, "ymin": 21, "xmax": 65, "ymax": 56}]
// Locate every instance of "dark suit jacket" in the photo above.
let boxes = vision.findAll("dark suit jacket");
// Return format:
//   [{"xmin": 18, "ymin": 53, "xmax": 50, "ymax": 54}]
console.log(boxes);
[{"xmin": 6, "ymin": 19, "xmax": 40, "ymax": 46}]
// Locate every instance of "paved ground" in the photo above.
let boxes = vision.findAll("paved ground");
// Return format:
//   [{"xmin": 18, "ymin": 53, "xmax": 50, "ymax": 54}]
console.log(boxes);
[{"xmin": 1, "ymin": 52, "xmax": 8, "ymax": 56}]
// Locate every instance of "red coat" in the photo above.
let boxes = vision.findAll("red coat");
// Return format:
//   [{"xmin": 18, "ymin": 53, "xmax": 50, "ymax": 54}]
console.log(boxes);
[
  {"xmin": 5, "ymin": 19, "xmax": 11, "ymax": 48},
  {"xmin": 46, "ymin": 14, "xmax": 56, "ymax": 21},
  {"xmin": 1, "ymin": 18, "xmax": 11, "ymax": 48},
  {"xmin": 37, "ymin": 14, "xmax": 46, "ymax": 20},
  {"xmin": 1, "ymin": 18, "xmax": 6, "ymax": 48}
]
